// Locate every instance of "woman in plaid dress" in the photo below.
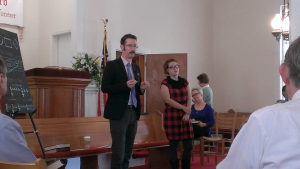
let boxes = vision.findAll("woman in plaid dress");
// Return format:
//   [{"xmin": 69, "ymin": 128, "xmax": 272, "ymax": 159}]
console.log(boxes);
[{"xmin": 160, "ymin": 59, "xmax": 193, "ymax": 169}]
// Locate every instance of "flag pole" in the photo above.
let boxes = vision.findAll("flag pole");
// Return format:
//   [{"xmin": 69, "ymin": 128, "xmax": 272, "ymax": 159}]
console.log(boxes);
[
  {"xmin": 98, "ymin": 19, "xmax": 108, "ymax": 116},
  {"xmin": 102, "ymin": 19, "xmax": 108, "ymax": 67}
]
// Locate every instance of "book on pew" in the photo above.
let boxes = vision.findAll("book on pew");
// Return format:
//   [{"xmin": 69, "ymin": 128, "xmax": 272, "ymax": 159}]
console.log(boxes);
[
  {"xmin": 46, "ymin": 159, "xmax": 65, "ymax": 169},
  {"xmin": 94, "ymin": 145, "xmax": 111, "ymax": 149},
  {"xmin": 45, "ymin": 144, "xmax": 70, "ymax": 153}
]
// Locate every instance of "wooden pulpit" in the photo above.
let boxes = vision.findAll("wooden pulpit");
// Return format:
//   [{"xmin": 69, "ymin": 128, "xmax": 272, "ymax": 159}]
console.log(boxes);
[{"xmin": 24, "ymin": 68, "xmax": 91, "ymax": 118}]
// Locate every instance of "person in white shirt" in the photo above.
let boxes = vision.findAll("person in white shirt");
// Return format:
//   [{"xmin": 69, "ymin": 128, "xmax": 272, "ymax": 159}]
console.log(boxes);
[
  {"xmin": 217, "ymin": 36, "xmax": 300, "ymax": 169},
  {"xmin": 0, "ymin": 57, "xmax": 36, "ymax": 163}
]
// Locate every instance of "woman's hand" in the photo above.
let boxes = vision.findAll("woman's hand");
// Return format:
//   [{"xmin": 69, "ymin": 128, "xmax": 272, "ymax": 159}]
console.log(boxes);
[
  {"xmin": 182, "ymin": 114, "xmax": 190, "ymax": 122},
  {"xmin": 198, "ymin": 121, "xmax": 207, "ymax": 127},
  {"xmin": 183, "ymin": 106, "xmax": 191, "ymax": 114}
]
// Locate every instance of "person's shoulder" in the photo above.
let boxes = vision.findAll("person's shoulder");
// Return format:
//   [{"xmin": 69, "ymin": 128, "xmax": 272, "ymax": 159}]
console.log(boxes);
[
  {"xmin": 207, "ymin": 86, "xmax": 213, "ymax": 92},
  {"xmin": 104, "ymin": 58, "xmax": 122, "ymax": 70},
  {"xmin": 161, "ymin": 79, "xmax": 168, "ymax": 85},
  {"xmin": 202, "ymin": 87, "xmax": 209, "ymax": 92},
  {"xmin": 253, "ymin": 101, "xmax": 292, "ymax": 117},
  {"xmin": 203, "ymin": 86, "xmax": 210, "ymax": 92},
  {"xmin": 250, "ymin": 100, "xmax": 299, "ymax": 125},
  {"xmin": 249, "ymin": 99, "xmax": 300, "ymax": 137},
  {"xmin": 107, "ymin": 58, "xmax": 120, "ymax": 65},
  {"xmin": 182, "ymin": 77, "xmax": 188, "ymax": 83},
  {"xmin": 205, "ymin": 104, "xmax": 213, "ymax": 109},
  {"xmin": 204, "ymin": 104, "xmax": 214, "ymax": 113},
  {"xmin": 251, "ymin": 104, "xmax": 279, "ymax": 119},
  {"xmin": 179, "ymin": 76, "xmax": 189, "ymax": 86},
  {"xmin": 0, "ymin": 114, "xmax": 19, "ymax": 132}
]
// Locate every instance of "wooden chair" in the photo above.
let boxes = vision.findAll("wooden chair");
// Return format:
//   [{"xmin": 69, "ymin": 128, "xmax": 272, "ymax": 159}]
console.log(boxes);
[
  {"xmin": 0, "ymin": 158, "xmax": 47, "ymax": 169},
  {"xmin": 192, "ymin": 111, "xmax": 217, "ymax": 162},
  {"xmin": 199, "ymin": 111, "xmax": 237, "ymax": 166},
  {"xmin": 227, "ymin": 109, "xmax": 235, "ymax": 114},
  {"xmin": 219, "ymin": 112, "xmax": 239, "ymax": 155}
]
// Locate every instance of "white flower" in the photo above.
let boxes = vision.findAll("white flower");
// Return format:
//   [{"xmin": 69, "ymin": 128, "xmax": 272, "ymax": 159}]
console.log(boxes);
[{"xmin": 81, "ymin": 59, "xmax": 86, "ymax": 64}]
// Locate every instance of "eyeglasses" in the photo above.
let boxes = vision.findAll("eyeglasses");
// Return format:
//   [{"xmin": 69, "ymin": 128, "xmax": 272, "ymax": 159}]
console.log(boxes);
[
  {"xmin": 168, "ymin": 65, "xmax": 180, "ymax": 69},
  {"xmin": 192, "ymin": 93, "xmax": 200, "ymax": 97},
  {"xmin": 125, "ymin": 44, "xmax": 139, "ymax": 49}
]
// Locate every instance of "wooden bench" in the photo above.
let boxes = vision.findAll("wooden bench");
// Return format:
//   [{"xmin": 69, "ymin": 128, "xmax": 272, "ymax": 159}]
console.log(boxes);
[{"xmin": 16, "ymin": 110, "xmax": 170, "ymax": 169}]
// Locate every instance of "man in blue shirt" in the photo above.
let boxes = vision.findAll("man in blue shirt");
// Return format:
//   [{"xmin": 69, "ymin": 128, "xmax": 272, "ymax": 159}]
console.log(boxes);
[{"xmin": 0, "ymin": 57, "xmax": 36, "ymax": 163}]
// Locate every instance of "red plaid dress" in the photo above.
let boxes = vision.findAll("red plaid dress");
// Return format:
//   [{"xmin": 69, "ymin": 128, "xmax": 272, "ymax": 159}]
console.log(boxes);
[{"xmin": 161, "ymin": 77, "xmax": 194, "ymax": 140}]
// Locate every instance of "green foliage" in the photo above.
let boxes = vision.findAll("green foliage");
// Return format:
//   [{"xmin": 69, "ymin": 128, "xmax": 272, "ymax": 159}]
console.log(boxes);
[{"xmin": 72, "ymin": 53, "xmax": 102, "ymax": 87}]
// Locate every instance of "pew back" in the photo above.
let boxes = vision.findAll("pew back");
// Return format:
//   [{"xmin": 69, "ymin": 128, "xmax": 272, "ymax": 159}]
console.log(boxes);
[{"xmin": 17, "ymin": 115, "xmax": 161, "ymax": 154}]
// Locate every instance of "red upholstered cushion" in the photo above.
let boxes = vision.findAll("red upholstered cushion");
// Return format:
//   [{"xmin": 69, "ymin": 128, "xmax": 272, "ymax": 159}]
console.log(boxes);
[
  {"xmin": 25, "ymin": 68, "xmax": 90, "ymax": 79},
  {"xmin": 132, "ymin": 150, "xmax": 149, "ymax": 159}
]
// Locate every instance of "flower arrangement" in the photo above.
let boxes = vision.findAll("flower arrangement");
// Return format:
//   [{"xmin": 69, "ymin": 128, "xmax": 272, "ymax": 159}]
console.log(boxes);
[{"xmin": 72, "ymin": 53, "xmax": 102, "ymax": 87}]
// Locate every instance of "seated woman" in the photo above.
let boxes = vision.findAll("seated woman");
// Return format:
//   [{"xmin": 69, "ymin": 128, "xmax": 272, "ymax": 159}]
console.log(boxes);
[{"xmin": 190, "ymin": 88, "xmax": 215, "ymax": 138}]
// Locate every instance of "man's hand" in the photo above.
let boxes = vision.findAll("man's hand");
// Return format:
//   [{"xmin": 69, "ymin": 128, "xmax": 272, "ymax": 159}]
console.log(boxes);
[
  {"xmin": 140, "ymin": 81, "xmax": 150, "ymax": 90},
  {"xmin": 127, "ymin": 79, "xmax": 137, "ymax": 88}
]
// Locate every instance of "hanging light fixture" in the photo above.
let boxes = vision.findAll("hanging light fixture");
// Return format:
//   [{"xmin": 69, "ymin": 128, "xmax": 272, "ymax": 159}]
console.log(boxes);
[{"xmin": 271, "ymin": 0, "xmax": 289, "ymax": 42}]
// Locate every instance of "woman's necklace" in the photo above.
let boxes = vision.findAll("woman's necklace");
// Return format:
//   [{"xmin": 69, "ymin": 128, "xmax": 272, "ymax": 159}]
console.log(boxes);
[{"xmin": 195, "ymin": 104, "xmax": 203, "ymax": 113}]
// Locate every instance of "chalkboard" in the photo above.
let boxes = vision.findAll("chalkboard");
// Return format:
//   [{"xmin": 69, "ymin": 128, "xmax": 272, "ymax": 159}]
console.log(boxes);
[{"xmin": 0, "ymin": 28, "xmax": 35, "ymax": 114}]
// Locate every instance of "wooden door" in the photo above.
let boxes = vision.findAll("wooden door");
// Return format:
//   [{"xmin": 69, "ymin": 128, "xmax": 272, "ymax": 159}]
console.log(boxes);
[{"xmin": 145, "ymin": 54, "xmax": 187, "ymax": 114}]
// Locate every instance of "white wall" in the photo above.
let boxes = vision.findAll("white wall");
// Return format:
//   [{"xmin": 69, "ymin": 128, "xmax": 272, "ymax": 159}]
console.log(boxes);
[
  {"xmin": 2, "ymin": 0, "xmax": 297, "ymax": 112},
  {"xmin": 0, "ymin": 0, "xmax": 41, "ymax": 70},
  {"xmin": 75, "ymin": 0, "xmax": 213, "ymax": 88},
  {"xmin": 0, "ymin": 0, "xmax": 71, "ymax": 70},
  {"xmin": 290, "ymin": 0, "xmax": 300, "ymax": 41},
  {"xmin": 212, "ymin": 0, "xmax": 282, "ymax": 112},
  {"xmin": 38, "ymin": 0, "xmax": 72, "ymax": 67}
]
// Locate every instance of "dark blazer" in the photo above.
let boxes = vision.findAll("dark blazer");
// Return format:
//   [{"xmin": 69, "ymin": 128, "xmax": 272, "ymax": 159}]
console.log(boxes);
[{"xmin": 101, "ymin": 57, "xmax": 144, "ymax": 120}]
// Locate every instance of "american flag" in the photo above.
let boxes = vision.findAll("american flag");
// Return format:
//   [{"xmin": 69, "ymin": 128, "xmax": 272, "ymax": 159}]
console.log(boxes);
[{"xmin": 98, "ymin": 31, "xmax": 109, "ymax": 116}]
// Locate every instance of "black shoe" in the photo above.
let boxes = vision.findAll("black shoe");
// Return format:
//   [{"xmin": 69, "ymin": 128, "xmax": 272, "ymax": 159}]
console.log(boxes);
[
  {"xmin": 169, "ymin": 159, "xmax": 179, "ymax": 169},
  {"xmin": 181, "ymin": 159, "xmax": 190, "ymax": 169}
]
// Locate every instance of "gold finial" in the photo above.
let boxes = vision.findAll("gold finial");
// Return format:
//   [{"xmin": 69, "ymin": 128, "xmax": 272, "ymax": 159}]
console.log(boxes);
[{"xmin": 101, "ymin": 19, "xmax": 108, "ymax": 30}]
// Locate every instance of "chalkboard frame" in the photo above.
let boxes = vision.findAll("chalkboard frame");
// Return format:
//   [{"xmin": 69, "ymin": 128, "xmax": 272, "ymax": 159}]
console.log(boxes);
[{"xmin": 0, "ymin": 28, "xmax": 35, "ymax": 116}]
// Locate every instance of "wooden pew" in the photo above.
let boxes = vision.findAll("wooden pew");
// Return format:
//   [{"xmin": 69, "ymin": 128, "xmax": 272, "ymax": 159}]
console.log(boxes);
[
  {"xmin": 16, "ymin": 111, "xmax": 170, "ymax": 169},
  {"xmin": 236, "ymin": 111, "xmax": 251, "ymax": 123}
]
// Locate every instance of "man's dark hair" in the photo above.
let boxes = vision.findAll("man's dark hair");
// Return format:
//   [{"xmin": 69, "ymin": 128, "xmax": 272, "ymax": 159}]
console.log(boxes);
[
  {"xmin": 197, "ymin": 73, "xmax": 209, "ymax": 84},
  {"xmin": 120, "ymin": 34, "xmax": 137, "ymax": 46},
  {"xmin": 0, "ymin": 57, "xmax": 7, "ymax": 77},
  {"xmin": 284, "ymin": 36, "xmax": 300, "ymax": 88},
  {"xmin": 163, "ymin": 59, "xmax": 177, "ymax": 74}
]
